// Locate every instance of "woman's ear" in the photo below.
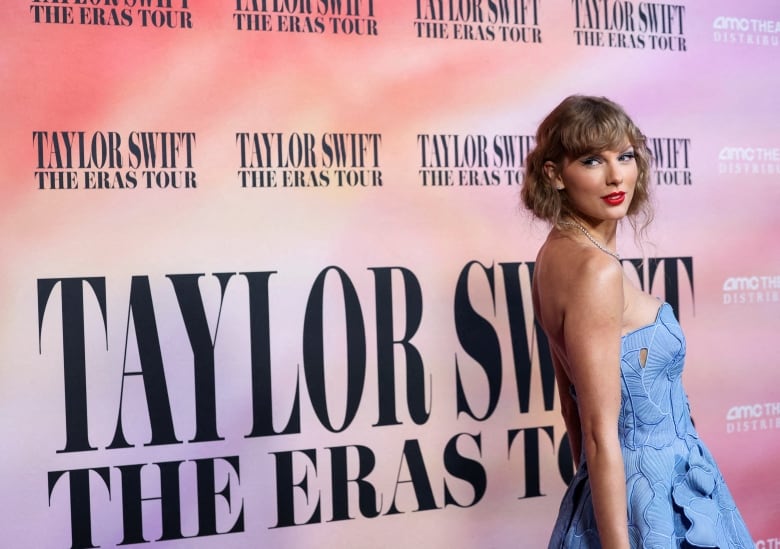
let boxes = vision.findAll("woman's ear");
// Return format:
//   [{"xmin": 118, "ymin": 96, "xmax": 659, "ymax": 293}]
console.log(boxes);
[{"xmin": 544, "ymin": 161, "xmax": 564, "ymax": 190}]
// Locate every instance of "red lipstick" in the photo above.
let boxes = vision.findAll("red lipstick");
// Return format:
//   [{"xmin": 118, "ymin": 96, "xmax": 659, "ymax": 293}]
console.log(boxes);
[{"xmin": 602, "ymin": 191, "xmax": 626, "ymax": 206}]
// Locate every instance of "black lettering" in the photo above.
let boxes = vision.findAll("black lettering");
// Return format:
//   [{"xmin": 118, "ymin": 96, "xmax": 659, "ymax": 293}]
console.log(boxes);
[
  {"xmin": 116, "ymin": 461, "xmax": 186, "ymax": 543},
  {"xmin": 327, "ymin": 445, "xmax": 381, "ymax": 521},
  {"xmin": 168, "ymin": 273, "xmax": 234, "ymax": 443},
  {"xmin": 48, "ymin": 468, "xmax": 111, "ymax": 549},
  {"xmin": 454, "ymin": 261, "xmax": 502, "ymax": 420},
  {"xmin": 109, "ymin": 276, "xmax": 180, "ymax": 449},
  {"xmin": 385, "ymin": 439, "xmax": 440, "ymax": 514},
  {"xmin": 648, "ymin": 256, "xmax": 695, "ymax": 319},
  {"xmin": 443, "ymin": 433, "xmax": 486, "ymax": 508},
  {"xmin": 557, "ymin": 433, "xmax": 575, "ymax": 485},
  {"xmin": 507, "ymin": 426, "xmax": 555, "ymax": 498},
  {"xmin": 271, "ymin": 449, "xmax": 322, "ymax": 527},
  {"xmin": 303, "ymin": 267, "xmax": 366, "ymax": 433},
  {"xmin": 370, "ymin": 267, "xmax": 430, "ymax": 426},
  {"xmin": 38, "ymin": 277, "xmax": 107, "ymax": 453},
  {"xmin": 243, "ymin": 271, "xmax": 302, "ymax": 437},
  {"xmin": 193, "ymin": 456, "xmax": 245, "ymax": 536},
  {"xmin": 500, "ymin": 262, "xmax": 555, "ymax": 412}
]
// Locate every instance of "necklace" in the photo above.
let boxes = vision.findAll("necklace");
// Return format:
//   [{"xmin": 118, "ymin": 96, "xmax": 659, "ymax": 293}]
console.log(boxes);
[{"xmin": 559, "ymin": 220, "xmax": 621, "ymax": 261}]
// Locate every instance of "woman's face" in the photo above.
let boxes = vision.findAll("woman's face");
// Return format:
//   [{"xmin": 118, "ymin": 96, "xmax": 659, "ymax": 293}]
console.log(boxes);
[{"xmin": 551, "ymin": 143, "xmax": 638, "ymax": 224}]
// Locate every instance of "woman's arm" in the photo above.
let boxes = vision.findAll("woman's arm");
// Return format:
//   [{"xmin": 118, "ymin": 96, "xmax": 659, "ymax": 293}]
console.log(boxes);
[
  {"xmin": 552, "ymin": 350, "xmax": 582, "ymax": 468},
  {"xmin": 562, "ymin": 253, "xmax": 629, "ymax": 549}
]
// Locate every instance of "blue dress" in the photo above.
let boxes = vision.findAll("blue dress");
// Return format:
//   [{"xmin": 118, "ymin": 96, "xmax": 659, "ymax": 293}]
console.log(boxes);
[{"xmin": 548, "ymin": 303, "xmax": 754, "ymax": 548}]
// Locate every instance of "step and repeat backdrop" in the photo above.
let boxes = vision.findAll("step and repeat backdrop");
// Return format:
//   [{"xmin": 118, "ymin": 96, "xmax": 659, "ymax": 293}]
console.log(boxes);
[{"xmin": 1, "ymin": 1, "xmax": 778, "ymax": 548}]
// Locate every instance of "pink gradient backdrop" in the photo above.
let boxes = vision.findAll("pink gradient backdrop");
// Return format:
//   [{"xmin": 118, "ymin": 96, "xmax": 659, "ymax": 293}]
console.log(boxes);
[{"xmin": 1, "ymin": 1, "xmax": 778, "ymax": 547}]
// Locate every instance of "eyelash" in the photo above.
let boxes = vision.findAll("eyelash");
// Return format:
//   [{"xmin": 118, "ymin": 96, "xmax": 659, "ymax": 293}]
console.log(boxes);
[{"xmin": 581, "ymin": 151, "xmax": 635, "ymax": 166}]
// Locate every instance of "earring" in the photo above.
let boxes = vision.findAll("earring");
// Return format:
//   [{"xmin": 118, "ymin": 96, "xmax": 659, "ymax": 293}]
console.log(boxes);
[{"xmin": 556, "ymin": 185, "xmax": 564, "ymax": 191}]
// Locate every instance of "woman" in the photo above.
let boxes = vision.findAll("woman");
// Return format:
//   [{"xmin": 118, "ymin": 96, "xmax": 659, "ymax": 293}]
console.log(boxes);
[{"xmin": 521, "ymin": 95, "xmax": 753, "ymax": 548}]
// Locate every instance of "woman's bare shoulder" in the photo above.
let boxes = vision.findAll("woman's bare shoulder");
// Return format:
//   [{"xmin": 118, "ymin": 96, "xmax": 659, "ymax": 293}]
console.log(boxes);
[
  {"xmin": 534, "ymin": 234, "xmax": 624, "ymax": 343},
  {"xmin": 537, "ymin": 234, "xmax": 623, "ymax": 294}
]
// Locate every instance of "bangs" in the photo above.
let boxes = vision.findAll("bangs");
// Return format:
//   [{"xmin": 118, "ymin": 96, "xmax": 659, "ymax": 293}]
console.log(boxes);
[{"xmin": 557, "ymin": 108, "xmax": 635, "ymax": 158}]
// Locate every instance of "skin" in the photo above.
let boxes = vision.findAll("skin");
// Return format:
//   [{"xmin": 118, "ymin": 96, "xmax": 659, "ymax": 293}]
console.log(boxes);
[{"xmin": 533, "ymin": 144, "xmax": 661, "ymax": 549}]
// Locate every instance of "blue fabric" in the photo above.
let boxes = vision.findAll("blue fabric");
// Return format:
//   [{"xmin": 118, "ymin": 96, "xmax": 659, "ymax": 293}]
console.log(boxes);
[{"xmin": 548, "ymin": 303, "xmax": 754, "ymax": 548}]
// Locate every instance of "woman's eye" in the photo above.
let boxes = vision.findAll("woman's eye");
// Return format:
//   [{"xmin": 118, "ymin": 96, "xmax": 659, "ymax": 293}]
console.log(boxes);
[
  {"xmin": 581, "ymin": 157, "xmax": 600, "ymax": 166},
  {"xmin": 620, "ymin": 152, "xmax": 636, "ymax": 161}
]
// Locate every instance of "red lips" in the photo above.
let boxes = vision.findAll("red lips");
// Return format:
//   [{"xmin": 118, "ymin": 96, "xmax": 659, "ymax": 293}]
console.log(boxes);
[{"xmin": 602, "ymin": 191, "xmax": 626, "ymax": 206}]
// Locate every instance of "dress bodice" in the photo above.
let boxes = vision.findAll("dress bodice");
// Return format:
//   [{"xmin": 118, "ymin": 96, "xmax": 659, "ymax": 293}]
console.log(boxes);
[
  {"xmin": 549, "ymin": 302, "xmax": 754, "ymax": 548},
  {"xmin": 619, "ymin": 303, "xmax": 697, "ymax": 451}
]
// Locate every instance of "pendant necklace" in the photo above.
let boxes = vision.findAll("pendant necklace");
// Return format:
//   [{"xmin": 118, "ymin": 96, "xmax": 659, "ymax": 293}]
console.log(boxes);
[{"xmin": 559, "ymin": 220, "xmax": 621, "ymax": 261}]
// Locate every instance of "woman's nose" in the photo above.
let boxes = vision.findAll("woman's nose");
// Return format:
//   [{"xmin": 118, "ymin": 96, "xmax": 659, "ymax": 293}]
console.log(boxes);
[{"xmin": 606, "ymin": 160, "xmax": 624, "ymax": 185}]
